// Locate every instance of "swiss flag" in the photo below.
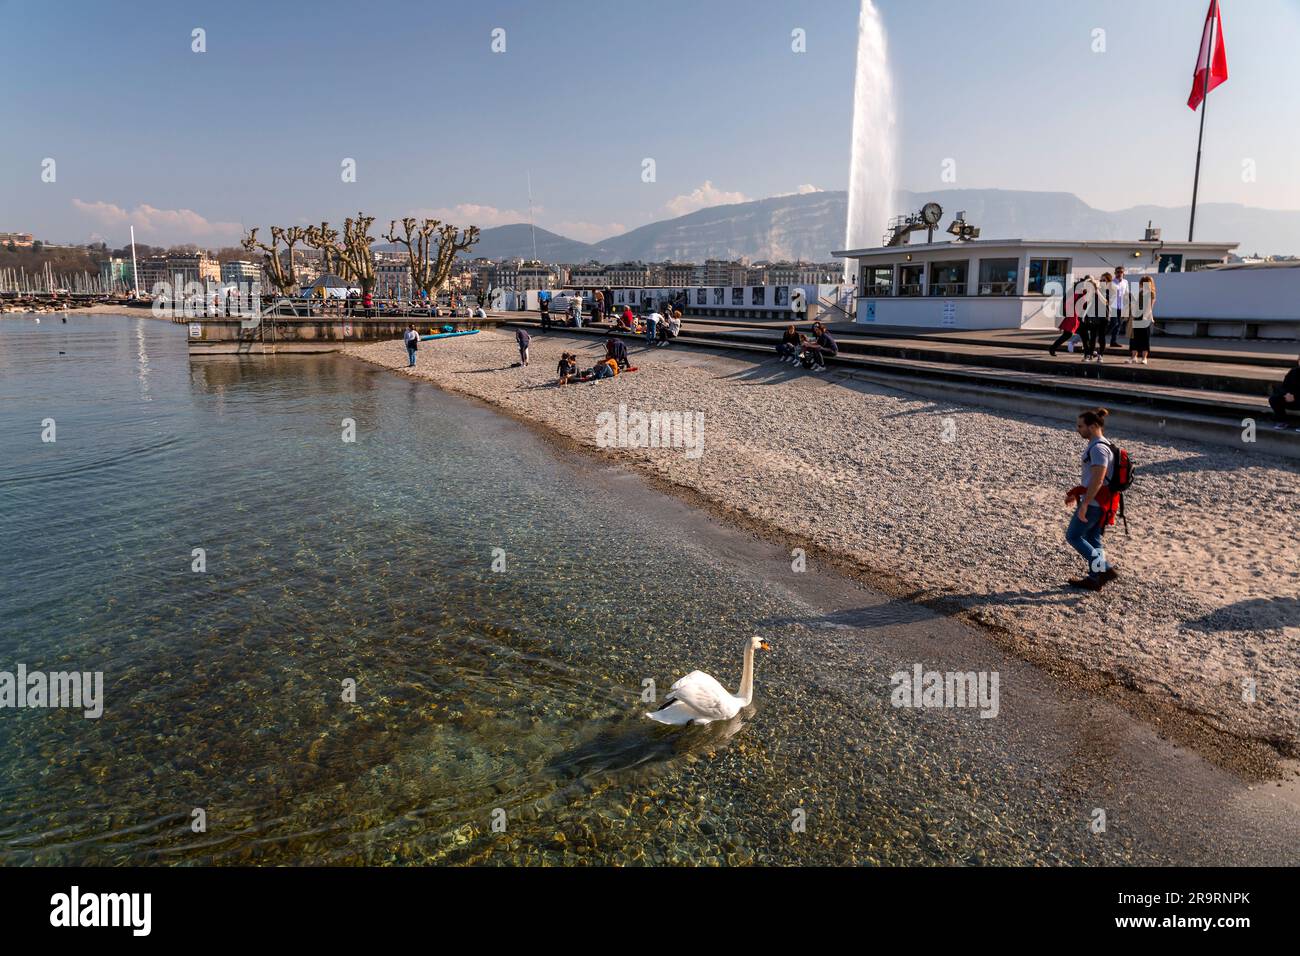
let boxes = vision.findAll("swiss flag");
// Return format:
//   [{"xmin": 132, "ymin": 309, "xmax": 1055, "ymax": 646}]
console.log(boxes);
[{"xmin": 1188, "ymin": 0, "xmax": 1228, "ymax": 110}]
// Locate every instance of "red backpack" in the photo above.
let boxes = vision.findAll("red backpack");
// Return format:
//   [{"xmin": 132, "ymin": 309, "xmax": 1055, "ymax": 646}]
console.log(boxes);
[{"xmin": 1100, "ymin": 438, "xmax": 1135, "ymax": 532}]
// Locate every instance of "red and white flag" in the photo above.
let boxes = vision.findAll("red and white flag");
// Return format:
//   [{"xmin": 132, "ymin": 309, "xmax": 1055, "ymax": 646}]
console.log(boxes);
[{"xmin": 1188, "ymin": 0, "xmax": 1228, "ymax": 110}]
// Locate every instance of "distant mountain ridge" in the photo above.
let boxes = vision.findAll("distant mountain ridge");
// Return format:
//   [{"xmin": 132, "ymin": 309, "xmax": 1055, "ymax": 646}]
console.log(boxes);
[{"xmin": 466, "ymin": 188, "xmax": 1299, "ymax": 262}]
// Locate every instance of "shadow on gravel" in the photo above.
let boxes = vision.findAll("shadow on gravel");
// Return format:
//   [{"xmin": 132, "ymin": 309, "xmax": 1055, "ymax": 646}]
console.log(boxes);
[{"xmin": 1183, "ymin": 596, "xmax": 1300, "ymax": 633}]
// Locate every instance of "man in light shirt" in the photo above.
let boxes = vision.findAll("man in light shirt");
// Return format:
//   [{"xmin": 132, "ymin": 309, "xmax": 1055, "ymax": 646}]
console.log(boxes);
[{"xmin": 1108, "ymin": 266, "xmax": 1130, "ymax": 348}]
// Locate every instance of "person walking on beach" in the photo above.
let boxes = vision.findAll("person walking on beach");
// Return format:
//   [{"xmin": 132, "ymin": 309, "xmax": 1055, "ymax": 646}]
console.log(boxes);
[
  {"xmin": 1064, "ymin": 408, "xmax": 1119, "ymax": 591},
  {"xmin": 516, "ymin": 326, "xmax": 531, "ymax": 366},
  {"xmin": 1108, "ymin": 266, "xmax": 1130, "ymax": 349},
  {"xmin": 1127, "ymin": 275, "xmax": 1155, "ymax": 365},
  {"xmin": 1268, "ymin": 354, "xmax": 1300, "ymax": 430},
  {"xmin": 403, "ymin": 325, "xmax": 419, "ymax": 367}
]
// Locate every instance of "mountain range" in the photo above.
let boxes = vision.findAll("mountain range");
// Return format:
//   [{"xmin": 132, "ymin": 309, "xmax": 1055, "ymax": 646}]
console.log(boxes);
[{"xmin": 465, "ymin": 188, "xmax": 1299, "ymax": 263}]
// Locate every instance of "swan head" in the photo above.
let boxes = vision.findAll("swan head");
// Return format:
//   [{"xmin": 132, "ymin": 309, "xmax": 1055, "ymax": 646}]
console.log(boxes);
[{"xmin": 750, "ymin": 636, "xmax": 771, "ymax": 652}]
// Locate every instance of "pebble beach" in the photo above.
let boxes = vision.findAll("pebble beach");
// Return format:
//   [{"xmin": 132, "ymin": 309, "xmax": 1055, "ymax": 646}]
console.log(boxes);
[{"xmin": 347, "ymin": 328, "xmax": 1300, "ymax": 766}]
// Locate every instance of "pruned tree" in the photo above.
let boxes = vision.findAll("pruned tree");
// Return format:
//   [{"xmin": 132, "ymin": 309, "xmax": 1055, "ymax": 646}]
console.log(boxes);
[
  {"xmin": 242, "ymin": 225, "xmax": 306, "ymax": 295},
  {"xmin": 384, "ymin": 217, "xmax": 480, "ymax": 302},
  {"xmin": 338, "ymin": 214, "xmax": 378, "ymax": 296},
  {"xmin": 304, "ymin": 221, "xmax": 346, "ymax": 280}
]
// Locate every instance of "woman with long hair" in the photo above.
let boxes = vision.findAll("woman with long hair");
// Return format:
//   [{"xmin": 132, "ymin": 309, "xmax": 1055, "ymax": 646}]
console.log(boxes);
[{"xmin": 1128, "ymin": 275, "xmax": 1155, "ymax": 365}]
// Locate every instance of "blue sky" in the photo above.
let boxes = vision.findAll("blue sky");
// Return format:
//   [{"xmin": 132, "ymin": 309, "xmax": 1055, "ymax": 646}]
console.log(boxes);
[{"xmin": 2, "ymin": 0, "xmax": 1297, "ymax": 246}]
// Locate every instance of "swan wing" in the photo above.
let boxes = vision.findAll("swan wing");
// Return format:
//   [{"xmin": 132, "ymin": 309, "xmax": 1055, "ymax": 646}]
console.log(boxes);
[{"xmin": 668, "ymin": 671, "xmax": 739, "ymax": 721}]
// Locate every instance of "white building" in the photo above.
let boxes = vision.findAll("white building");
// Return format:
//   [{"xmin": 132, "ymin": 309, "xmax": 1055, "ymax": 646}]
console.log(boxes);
[{"xmin": 832, "ymin": 238, "xmax": 1237, "ymax": 330}]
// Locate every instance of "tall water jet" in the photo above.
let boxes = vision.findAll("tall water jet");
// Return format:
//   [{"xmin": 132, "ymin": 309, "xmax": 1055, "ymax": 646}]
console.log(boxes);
[{"xmin": 844, "ymin": 0, "xmax": 899, "ymax": 275}]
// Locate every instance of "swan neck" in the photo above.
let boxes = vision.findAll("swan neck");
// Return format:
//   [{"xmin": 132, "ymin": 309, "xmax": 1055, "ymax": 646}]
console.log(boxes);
[{"xmin": 738, "ymin": 642, "xmax": 756, "ymax": 704}]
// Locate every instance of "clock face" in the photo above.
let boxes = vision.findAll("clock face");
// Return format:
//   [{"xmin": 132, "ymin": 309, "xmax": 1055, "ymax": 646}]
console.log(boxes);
[{"xmin": 921, "ymin": 202, "xmax": 943, "ymax": 226}]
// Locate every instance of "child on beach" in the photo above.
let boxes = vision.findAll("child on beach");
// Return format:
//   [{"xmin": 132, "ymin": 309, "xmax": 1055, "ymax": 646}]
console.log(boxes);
[
  {"xmin": 777, "ymin": 324, "xmax": 803, "ymax": 363},
  {"xmin": 557, "ymin": 352, "xmax": 577, "ymax": 385},
  {"xmin": 516, "ymin": 327, "xmax": 531, "ymax": 366}
]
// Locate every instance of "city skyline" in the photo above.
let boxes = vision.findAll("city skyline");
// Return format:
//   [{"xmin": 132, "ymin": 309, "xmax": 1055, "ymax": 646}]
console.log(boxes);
[{"xmin": 3, "ymin": 0, "xmax": 1298, "ymax": 247}]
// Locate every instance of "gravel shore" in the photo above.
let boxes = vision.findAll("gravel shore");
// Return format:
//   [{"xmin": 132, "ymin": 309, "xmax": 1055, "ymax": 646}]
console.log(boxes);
[{"xmin": 347, "ymin": 329, "xmax": 1300, "ymax": 760}]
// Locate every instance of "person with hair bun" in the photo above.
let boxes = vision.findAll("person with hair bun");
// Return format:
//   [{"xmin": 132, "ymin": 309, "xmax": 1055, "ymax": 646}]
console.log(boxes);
[{"xmin": 1064, "ymin": 407, "xmax": 1119, "ymax": 590}]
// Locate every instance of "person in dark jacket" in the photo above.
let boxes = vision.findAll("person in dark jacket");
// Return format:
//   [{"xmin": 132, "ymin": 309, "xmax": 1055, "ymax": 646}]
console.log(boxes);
[
  {"xmin": 804, "ymin": 323, "xmax": 838, "ymax": 371},
  {"xmin": 1268, "ymin": 356, "xmax": 1300, "ymax": 429},
  {"xmin": 777, "ymin": 324, "xmax": 803, "ymax": 363},
  {"xmin": 605, "ymin": 336, "xmax": 630, "ymax": 369},
  {"xmin": 516, "ymin": 327, "xmax": 531, "ymax": 366}
]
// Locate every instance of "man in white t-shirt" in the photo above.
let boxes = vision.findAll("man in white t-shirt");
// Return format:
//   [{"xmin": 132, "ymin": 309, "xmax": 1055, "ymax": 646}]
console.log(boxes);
[{"xmin": 1108, "ymin": 266, "xmax": 1130, "ymax": 348}]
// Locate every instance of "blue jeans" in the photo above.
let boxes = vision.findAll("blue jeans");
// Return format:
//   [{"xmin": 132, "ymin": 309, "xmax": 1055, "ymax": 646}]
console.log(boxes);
[
  {"xmin": 777, "ymin": 342, "xmax": 799, "ymax": 359},
  {"xmin": 645, "ymin": 317, "xmax": 658, "ymax": 343},
  {"xmin": 407, "ymin": 347, "xmax": 417, "ymax": 366},
  {"xmin": 1065, "ymin": 504, "xmax": 1108, "ymax": 575}
]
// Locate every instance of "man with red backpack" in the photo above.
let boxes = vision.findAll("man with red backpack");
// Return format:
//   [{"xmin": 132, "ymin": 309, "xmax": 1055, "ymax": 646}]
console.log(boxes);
[{"xmin": 1064, "ymin": 407, "xmax": 1133, "ymax": 591}]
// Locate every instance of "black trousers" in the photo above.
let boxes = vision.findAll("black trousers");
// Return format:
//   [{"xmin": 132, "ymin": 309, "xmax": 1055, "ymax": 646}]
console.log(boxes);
[
  {"xmin": 1269, "ymin": 389, "xmax": 1299, "ymax": 421},
  {"xmin": 1050, "ymin": 329, "xmax": 1076, "ymax": 352},
  {"xmin": 1082, "ymin": 321, "xmax": 1107, "ymax": 356}
]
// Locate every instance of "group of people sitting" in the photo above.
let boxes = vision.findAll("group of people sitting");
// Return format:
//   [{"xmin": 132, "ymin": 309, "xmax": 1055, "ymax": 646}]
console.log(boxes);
[
  {"xmin": 556, "ymin": 336, "xmax": 634, "ymax": 385},
  {"xmin": 776, "ymin": 322, "xmax": 840, "ymax": 371}
]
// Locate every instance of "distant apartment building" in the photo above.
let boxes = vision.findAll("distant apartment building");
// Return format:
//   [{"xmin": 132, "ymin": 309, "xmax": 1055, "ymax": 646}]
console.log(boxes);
[
  {"xmin": 703, "ymin": 259, "xmax": 747, "ymax": 286},
  {"xmin": 374, "ymin": 260, "xmax": 414, "ymax": 297},
  {"xmin": 220, "ymin": 260, "xmax": 262, "ymax": 286},
  {"xmin": 606, "ymin": 262, "xmax": 651, "ymax": 287},
  {"xmin": 568, "ymin": 262, "xmax": 606, "ymax": 288},
  {"xmin": 135, "ymin": 252, "xmax": 219, "ymax": 293},
  {"xmin": 663, "ymin": 263, "xmax": 698, "ymax": 288},
  {"xmin": 765, "ymin": 261, "xmax": 843, "ymax": 285},
  {"xmin": 517, "ymin": 260, "xmax": 556, "ymax": 290},
  {"xmin": 0, "ymin": 231, "xmax": 34, "ymax": 248}
]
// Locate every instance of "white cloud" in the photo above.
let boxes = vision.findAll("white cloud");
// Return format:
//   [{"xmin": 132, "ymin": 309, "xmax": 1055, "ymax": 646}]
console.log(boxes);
[
  {"xmin": 551, "ymin": 220, "xmax": 626, "ymax": 242},
  {"xmin": 72, "ymin": 199, "xmax": 242, "ymax": 243},
  {"xmin": 412, "ymin": 203, "xmax": 531, "ymax": 228},
  {"xmin": 664, "ymin": 181, "xmax": 750, "ymax": 217},
  {"xmin": 772, "ymin": 184, "xmax": 824, "ymax": 198}
]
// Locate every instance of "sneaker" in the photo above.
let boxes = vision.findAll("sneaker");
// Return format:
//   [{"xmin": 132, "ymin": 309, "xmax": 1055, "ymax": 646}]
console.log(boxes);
[
  {"xmin": 1049, "ymin": 349, "xmax": 1057, "ymax": 357},
  {"xmin": 1067, "ymin": 576, "xmax": 1105, "ymax": 591},
  {"xmin": 1099, "ymin": 568, "xmax": 1119, "ymax": 584},
  {"xmin": 1141, "ymin": 357, "xmax": 1149, "ymax": 365},
  {"xmin": 1096, "ymin": 356, "xmax": 1104, "ymax": 364}
]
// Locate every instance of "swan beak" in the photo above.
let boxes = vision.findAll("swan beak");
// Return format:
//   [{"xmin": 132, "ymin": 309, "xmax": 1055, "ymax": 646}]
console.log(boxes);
[{"xmin": 759, "ymin": 640, "xmax": 771, "ymax": 652}]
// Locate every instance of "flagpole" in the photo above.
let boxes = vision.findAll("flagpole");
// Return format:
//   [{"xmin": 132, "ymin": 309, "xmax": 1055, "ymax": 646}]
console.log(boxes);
[{"xmin": 1188, "ymin": 1, "xmax": 1216, "ymax": 242}]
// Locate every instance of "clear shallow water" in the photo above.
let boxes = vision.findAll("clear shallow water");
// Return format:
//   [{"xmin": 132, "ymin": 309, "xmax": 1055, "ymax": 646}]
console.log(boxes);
[{"xmin": 0, "ymin": 315, "xmax": 1290, "ymax": 866}]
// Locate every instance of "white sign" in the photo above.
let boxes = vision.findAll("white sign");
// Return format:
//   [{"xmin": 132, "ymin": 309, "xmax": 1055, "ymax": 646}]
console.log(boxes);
[
  {"xmin": 189, "ymin": 323, "xmax": 202, "ymax": 338},
  {"xmin": 942, "ymin": 300, "xmax": 956, "ymax": 327}
]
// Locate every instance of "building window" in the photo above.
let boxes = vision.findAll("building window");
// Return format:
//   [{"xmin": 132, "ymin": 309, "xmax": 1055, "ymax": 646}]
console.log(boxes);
[
  {"xmin": 751, "ymin": 287, "xmax": 765, "ymax": 306},
  {"xmin": 929, "ymin": 260, "xmax": 968, "ymax": 296},
  {"xmin": 978, "ymin": 258, "xmax": 1019, "ymax": 296},
  {"xmin": 899, "ymin": 263, "xmax": 925, "ymax": 296},
  {"xmin": 1028, "ymin": 258, "xmax": 1070, "ymax": 294},
  {"xmin": 865, "ymin": 265, "xmax": 894, "ymax": 296},
  {"xmin": 1185, "ymin": 259, "xmax": 1221, "ymax": 272}
]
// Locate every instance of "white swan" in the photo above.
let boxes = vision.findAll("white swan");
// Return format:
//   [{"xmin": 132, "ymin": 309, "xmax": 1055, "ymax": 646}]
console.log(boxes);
[{"xmin": 646, "ymin": 636, "xmax": 770, "ymax": 725}]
